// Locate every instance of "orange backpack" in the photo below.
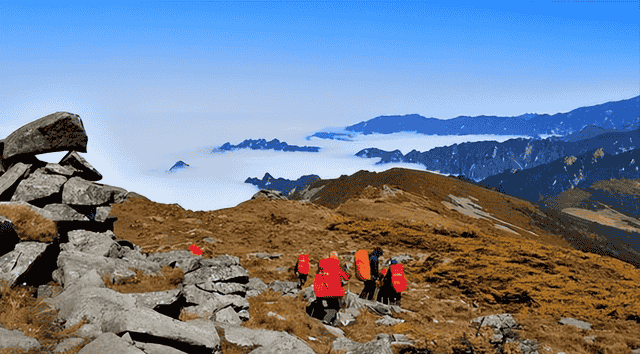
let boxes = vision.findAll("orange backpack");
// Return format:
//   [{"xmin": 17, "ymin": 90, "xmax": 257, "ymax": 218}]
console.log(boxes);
[
  {"xmin": 297, "ymin": 254, "xmax": 310, "ymax": 274},
  {"xmin": 354, "ymin": 250, "xmax": 371, "ymax": 281},
  {"xmin": 390, "ymin": 264, "xmax": 407, "ymax": 293}
]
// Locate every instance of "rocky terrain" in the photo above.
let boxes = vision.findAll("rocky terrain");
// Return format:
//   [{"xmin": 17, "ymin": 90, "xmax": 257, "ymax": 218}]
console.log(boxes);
[{"xmin": 1, "ymin": 112, "xmax": 640, "ymax": 354}]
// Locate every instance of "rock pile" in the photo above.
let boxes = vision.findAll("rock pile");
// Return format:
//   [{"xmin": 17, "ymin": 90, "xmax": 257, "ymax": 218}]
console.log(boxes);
[{"xmin": 0, "ymin": 112, "xmax": 314, "ymax": 353}]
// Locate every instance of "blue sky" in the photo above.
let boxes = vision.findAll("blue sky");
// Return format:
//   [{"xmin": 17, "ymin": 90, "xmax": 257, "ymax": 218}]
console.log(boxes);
[{"xmin": 1, "ymin": 1, "xmax": 638, "ymax": 211}]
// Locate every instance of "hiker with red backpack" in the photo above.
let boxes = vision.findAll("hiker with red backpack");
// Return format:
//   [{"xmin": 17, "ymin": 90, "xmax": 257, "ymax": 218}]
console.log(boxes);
[
  {"xmin": 294, "ymin": 253, "xmax": 310, "ymax": 289},
  {"xmin": 357, "ymin": 247, "xmax": 383, "ymax": 301},
  {"xmin": 388, "ymin": 259, "xmax": 407, "ymax": 306},
  {"xmin": 313, "ymin": 251, "xmax": 350, "ymax": 325}
]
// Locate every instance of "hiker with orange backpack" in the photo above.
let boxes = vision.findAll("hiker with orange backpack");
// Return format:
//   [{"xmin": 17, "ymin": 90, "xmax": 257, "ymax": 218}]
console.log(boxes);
[
  {"xmin": 294, "ymin": 253, "xmax": 310, "ymax": 289},
  {"xmin": 313, "ymin": 251, "xmax": 350, "ymax": 325},
  {"xmin": 357, "ymin": 247, "xmax": 383, "ymax": 301}
]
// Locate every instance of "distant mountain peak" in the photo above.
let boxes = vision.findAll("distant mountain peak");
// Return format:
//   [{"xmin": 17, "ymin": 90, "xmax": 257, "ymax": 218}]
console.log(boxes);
[{"xmin": 168, "ymin": 160, "xmax": 189, "ymax": 173}]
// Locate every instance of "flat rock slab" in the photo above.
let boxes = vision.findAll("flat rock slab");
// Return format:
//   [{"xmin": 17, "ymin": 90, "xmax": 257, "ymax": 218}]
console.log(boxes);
[
  {"xmin": 0, "ymin": 242, "xmax": 50, "ymax": 287},
  {"xmin": 197, "ymin": 280, "xmax": 246, "ymax": 295},
  {"xmin": 133, "ymin": 341, "xmax": 189, "ymax": 354},
  {"xmin": 60, "ymin": 151, "xmax": 102, "ymax": 182},
  {"xmin": 559, "ymin": 317, "xmax": 592, "ymax": 331},
  {"xmin": 11, "ymin": 170, "xmax": 67, "ymax": 202},
  {"xmin": 0, "ymin": 162, "xmax": 31, "ymax": 199},
  {"xmin": 130, "ymin": 289, "xmax": 182, "ymax": 310},
  {"xmin": 53, "ymin": 337, "xmax": 86, "ymax": 353},
  {"xmin": 183, "ymin": 264, "xmax": 249, "ymax": 284},
  {"xmin": 55, "ymin": 249, "xmax": 162, "ymax": 288},
  {"xmin": 40, "ymin": 163, "xmax": 77, "ymax": 177},
  {"xmin": 332, "ymin": 336, "xmax": 394, "ymax": 354},
  {"xmin": 202, "ymin": 321, "xmax": 315, "ymax": 353},
  {"xmin": 77, "ymin": 332, "xmax": 144, "ymax": 354},
  {"xmin": 3, "ymin": 112, "xmax": 88, "ymax": 160},
  {"xmin": 471, "ymin": 313, "xmax": 519, "ymax": 331},
  {"xmin": 62, "ymin": 177, "xmax": 112, "ymax": 205},
  {"xmin": 43, "ymin": 204, "xmax": 90, "ymax": 221},
  {"xmin": 44, "ymin": 286, "xmax": 221, "ymax": 350},
  {"xmin": 64, "ymin": 230, "xmax": 117, "ymax": 256},
  {"xmin": 0, "ymin": 326, "xmax": 41, "ymax": 351},
  {"xmin": 215, "ymin": 306, "xmax": 243, "ymax": 325}
]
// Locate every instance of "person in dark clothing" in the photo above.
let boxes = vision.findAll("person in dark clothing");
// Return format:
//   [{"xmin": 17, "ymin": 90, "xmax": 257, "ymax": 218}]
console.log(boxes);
[
  {"xmin": 376, "ymin": 267, "xmax": 391, "ymax": 305},
  {"xmin": 359, "ymin": 247, "xmax": 383, "ymax": 301}
]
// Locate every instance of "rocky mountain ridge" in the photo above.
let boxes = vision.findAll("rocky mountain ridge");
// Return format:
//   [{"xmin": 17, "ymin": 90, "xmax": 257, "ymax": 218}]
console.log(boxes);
[
  {"xmin": 216, "ymin": 138, "xmax": 321, "ymax": 153},
  {"xmin": 355, "ymin": 127, "xmax": 639, "ymax": 181},
  {"xmin": 343, "ymin": 95, "xmax": 639, "ymax": 137},
  {"xmin": 244, "ymin": 173, "xmax": 321, "ymax": 196}
]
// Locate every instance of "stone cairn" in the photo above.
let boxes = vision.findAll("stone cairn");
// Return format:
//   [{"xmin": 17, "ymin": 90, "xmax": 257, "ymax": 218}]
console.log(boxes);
[{"xmin": 0, "ymin": 112, "xmax": 317, "ymax": 354}]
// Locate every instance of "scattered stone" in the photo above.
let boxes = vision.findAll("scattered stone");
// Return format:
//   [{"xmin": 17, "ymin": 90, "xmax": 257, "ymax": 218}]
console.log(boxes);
[
  {"xmin": 559, "ymin": 317, "xmax": 592, "ymax": 331},
  {"xmin": 216, "ymin": 306, "xmax": 243, "ymax": 325},
  {"xmin": 376, "ymin": 315, "xmax": 405, "ymax": 326},
  {"xmin": 267, "ymin": 312, "xmax": 286, "ymax": 320},
  {"xmin": 249, "ymin": 252, "xmax": 282, "ymax": 259}
]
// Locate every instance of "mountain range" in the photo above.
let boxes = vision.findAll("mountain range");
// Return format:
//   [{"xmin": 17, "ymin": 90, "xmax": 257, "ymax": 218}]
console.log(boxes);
[
  {"xmin": 244, "ymin": 173, "xmax": 321, "ymax": 196},
  {"xmin": 355, "ymin": 126, "xmax": 639, "ymax": 181},
  {"xmin": 216, "ymin": 139, "xmax": 321, "ymax": 153},
  {"xmin": 342, "ymin": 95, "xmax": 639, "ymax": 137}
]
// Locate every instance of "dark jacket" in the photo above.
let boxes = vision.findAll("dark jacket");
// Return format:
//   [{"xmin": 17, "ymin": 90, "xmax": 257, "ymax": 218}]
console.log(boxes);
[{"xmin": 369, "ymin": 254, "xmax": 380, "ymax": 281}]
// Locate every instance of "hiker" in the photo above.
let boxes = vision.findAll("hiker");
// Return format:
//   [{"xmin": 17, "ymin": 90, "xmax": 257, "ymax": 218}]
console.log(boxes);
[
  {"xmin": 359, "ymin": 247, "xmax": 383, "ymax": 301},
  {"xmin": 313, "ymin": 252, "xmax": 350, "ymax": 325},
  {"xmin": 376, "ymin": 267, "xmax": 391, "ymax": 305},
  {"xmin": 294, "ymin": 253, "xmax": 310, "ymax": 289},
  {"xmin": 388, "ymin": 259, "xmax": 407, "ymax": 306}
]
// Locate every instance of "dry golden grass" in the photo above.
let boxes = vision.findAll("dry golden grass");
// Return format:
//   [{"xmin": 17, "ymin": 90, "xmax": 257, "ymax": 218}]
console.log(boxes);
[
  {"xmin": 0, "ymin": 279, "xmax": 91, "ymax": 354},
  {"xmin": 0, "ymin": 204, "xmax": 58, "ymax": 243},
  {"xmin": 2, "ymin": 181, "xmax": 640, "ymax": 354}
]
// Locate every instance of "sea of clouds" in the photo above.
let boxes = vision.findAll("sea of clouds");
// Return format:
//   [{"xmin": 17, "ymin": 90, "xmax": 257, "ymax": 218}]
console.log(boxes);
[{"xmin": 34, "ymin": 130, "xmax": 533, "ymax": 212}]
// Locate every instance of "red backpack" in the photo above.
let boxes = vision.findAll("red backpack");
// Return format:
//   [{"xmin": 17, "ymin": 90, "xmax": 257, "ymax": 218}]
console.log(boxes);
[
  {"xmin": 390, "ymin": 264, "xmax": 407, "ymax": 293},
  {"xmin": 354, "ymin": 250, "xmax": 371, "ymax": 281},
  {"xmin": 313, "ymin": 258, "xmax": 345, "ymax": 298},
  {"xmin": 297, "ymin": 254, "xmax": 310, "ymax": 274}
]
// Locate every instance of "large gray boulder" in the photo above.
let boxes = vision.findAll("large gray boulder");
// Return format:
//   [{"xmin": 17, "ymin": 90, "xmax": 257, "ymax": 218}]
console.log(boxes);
[
  {"xmin": 11, "ymin": 169, "xmax": 67, "ymax": 203},
  {"xmin": 2, "ymin": 112, "xmax": 88, "ymax": 161},
  {"xmin": 62, "ymin": 177, "xmax": 113, "ymax": 205}
]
